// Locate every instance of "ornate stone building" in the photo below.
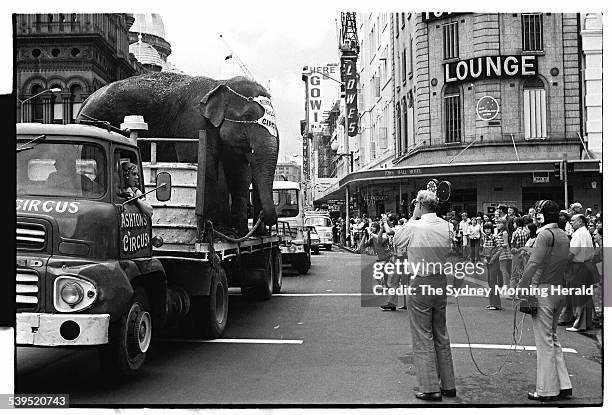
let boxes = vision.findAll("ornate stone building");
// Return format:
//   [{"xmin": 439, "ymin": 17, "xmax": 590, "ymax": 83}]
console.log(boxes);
[{"xmin": 15, "ymin": 13, "xmax": 144, "ymax": 123}]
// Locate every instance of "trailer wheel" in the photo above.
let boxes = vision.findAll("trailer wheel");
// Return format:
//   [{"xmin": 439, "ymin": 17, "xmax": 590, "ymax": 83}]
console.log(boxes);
[
  {"xmin": 99, "ymin": 286, "xmax": 152, "ymax": 380},
  {"xmin": 242, "ymin": 251, "xmax": 274, "ymax": 300},
  {"xmin": 182, "ymin": 266, "xmax": 228, "ymax": 339},
  {"xmin": 295, "ymin": 251, "xmax": 311, "ymax": 275},
  {"xmin": 272, "ymin": 248, "xmax": 282, "ymax": 294}
]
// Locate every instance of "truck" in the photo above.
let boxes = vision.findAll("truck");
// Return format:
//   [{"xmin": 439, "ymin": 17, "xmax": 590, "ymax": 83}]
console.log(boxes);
[
  {"xmin": 269, "ymin": 180, "xmax": 312, "ymax": 273},
  {"xmin": 304, "ymin": 210, "xmax": 334, "ymax": 251},
  {"xmin": 16, "ymin": 122, "xmax": 285, "ymax": 379}
]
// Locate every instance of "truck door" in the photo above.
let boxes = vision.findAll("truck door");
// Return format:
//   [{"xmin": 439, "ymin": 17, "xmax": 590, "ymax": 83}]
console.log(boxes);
[{"xmin": 113, "ymin": 148, "xmax": 152, "ymax": 259}]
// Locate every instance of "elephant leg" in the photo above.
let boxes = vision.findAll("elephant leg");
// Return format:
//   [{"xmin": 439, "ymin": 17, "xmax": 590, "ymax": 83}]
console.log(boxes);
[
  {"xmin": 200, "ymin": 134, "xmax": 230, "ymax": 238},
  {"xmin": 223, "ymin": 157, "xmax": 250, "ymax": 236}
]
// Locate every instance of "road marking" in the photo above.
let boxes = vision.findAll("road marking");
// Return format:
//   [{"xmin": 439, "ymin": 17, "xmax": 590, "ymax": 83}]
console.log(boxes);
[
  {"xmin": 272, "ymin": 293, "xmax": 362, "ymax": 296},
  {"xmin": 162, "ymin": 338, "xmax": 303, "ymax": 344},
  {"xmin": 451, "ymin": 343, "xmax": 577, "ymax": 353}
]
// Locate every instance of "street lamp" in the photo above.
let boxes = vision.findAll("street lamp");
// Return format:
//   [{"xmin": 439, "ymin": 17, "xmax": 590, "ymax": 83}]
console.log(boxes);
[{"xmin": 18, "ymin": 87, "xmax": 62, "ymax": 123}]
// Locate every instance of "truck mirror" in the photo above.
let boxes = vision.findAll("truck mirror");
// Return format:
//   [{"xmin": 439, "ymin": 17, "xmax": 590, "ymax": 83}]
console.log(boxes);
[{"xmin": 156, "ymin": 172, "xmax": 171, "ymax": 202}]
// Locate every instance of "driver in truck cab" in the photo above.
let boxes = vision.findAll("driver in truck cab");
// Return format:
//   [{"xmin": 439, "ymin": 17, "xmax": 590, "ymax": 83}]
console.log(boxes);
[
  {"xmin": 120, "ymin": 161, "xmax": 153, "ymax": 217},
  {"xmin": 47, "ymin": 155, "xmax": 102, "ymax": 196}
]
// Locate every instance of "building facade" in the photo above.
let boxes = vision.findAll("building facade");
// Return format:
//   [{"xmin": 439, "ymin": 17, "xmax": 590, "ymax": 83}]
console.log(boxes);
[
  {"xmin": 15, "ymin": 13, "xmax": 144, "ymax": 123},
  {"xmin": 275, "ymin": 162, "xmax": 302, "ymax": 183},
  {"xmin": 317, "ymin": 12, "xmax": 602, "ymax": 218}
]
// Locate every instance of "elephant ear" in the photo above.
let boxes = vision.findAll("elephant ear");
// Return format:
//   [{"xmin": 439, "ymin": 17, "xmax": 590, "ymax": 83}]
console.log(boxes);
[{"xmin": 199, "ymin": 83, "xmax": 228, "ymax": 127}]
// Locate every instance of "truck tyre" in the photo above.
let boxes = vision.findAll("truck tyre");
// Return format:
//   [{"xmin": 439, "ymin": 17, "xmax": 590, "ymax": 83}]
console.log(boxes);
[
  {"xmin": 242, "ymin": 251, "xmax": 274, "ymax": 300},
  {"xmin": 99, "ymin": 286, "xmax": 152, "ymax": 380},
  {"xmin": 181, "ymin": 266, "xmax": 228, "ymax": 339},
  {"xmin": 295, "ymin": 252, "xmax": 311, "ymax": 275},
  {"xmin": 313, "ymin": 246, "xmax": 320, "ymax": 255},
  {"xmin": 272, "ymin": 248, "xmax": 282, "ymax": 294}
]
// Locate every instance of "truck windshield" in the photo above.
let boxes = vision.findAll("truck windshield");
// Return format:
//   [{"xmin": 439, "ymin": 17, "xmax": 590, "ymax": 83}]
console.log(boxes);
[
  {"xmin": 273, "ymin": 189, "xmax": 299, "ymax": 218},
  {"xmin": 305, "ymin": 217, "xmax": 332, "ymax": 227},
  {"xmin": 16, "ymin": 142, "xmax": 107, "ymax": 199}
]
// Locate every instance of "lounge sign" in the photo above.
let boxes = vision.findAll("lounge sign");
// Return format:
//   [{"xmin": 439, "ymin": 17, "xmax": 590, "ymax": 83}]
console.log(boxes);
[{"xmin": 444, "ymin": 55, "xmax": 537, "ymax": 84}]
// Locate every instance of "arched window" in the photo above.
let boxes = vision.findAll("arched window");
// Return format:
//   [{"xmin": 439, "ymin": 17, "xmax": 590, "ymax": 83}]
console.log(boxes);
[
  {"xmin": 401, "ymin": 96, "xmax": 408, "ymax": 151},
  {"xmin": 51, "ymin": 85, "xmax": 63, "ymax": 123},
  {"xmin": 31, "ymin": 85, "xmax": 44, "ymax": 123},
  {"xmin": 70, "ymin": 84, "xmax": 83, "ymax": 122},
  {"xmin": 444, "ymin": 84, "xmax": 462, "ymax": 143},
  {"xmin": 523, "ymin": 77, "xmax": 547, "ymax": 139},
  {"xmin": 395, "ymin": 102, "xmax": 402, "ymax": 155}
]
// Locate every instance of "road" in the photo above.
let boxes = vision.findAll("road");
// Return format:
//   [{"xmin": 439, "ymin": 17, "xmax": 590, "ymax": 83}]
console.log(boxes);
[{"xmin": 16, "ymin": 247, "xmax": 603, "ymax": 406}]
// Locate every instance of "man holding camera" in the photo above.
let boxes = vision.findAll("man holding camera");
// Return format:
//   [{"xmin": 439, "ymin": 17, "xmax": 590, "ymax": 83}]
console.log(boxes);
[{"xmin": 399, "ymin": 190, "xmax": 457, "ymax": 401}]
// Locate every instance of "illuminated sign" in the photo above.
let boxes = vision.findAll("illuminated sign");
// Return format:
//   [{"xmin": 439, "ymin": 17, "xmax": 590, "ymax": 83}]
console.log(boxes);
[
  {"xmin": 444, "ymin": 55, "xmax": 537, "ymax": 84},
  {"xmin": 302, "ymin": 64, "xmax": 340, "ymax": 130},
  {"xmin": 342, "ymin": 59, "xmax": 359, "ymax": 137},
  {"xmin": 476, "ymin": 96, "xmax": 500, "ymax": 121}
]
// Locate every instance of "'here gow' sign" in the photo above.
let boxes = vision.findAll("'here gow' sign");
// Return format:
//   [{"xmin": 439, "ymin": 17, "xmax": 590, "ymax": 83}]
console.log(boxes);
[{"xmin": 444, "ymin": 55, "xmax": 538, "ymax": 84}]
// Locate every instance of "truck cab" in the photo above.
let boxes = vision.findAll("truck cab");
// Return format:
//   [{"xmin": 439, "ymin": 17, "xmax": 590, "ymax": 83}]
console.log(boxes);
[{"xmin": 16, "ymin": 123, "xmax": 168, "ymax": 379}]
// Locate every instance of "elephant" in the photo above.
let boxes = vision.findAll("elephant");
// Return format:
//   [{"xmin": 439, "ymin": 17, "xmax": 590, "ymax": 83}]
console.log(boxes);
[{"xmin": 76, "ymin": 72, "xmax": 279, "ymax": 237}]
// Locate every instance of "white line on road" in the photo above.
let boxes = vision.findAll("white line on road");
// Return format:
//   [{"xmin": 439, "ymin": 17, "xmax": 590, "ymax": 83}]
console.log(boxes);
[
  {"xmin": 451, "ymin": 343, "xmax": 577, "ymax": 353},
  {"xmin": 272, "ymin": 293, "xmax": 362, "ymax": 296},
  {"xmin": 162, "ymin": 338, "xmax": 303, "ymax": 344}
]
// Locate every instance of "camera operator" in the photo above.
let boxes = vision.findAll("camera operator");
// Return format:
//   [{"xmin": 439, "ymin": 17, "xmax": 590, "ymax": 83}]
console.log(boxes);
[
  {"xmin": 401, "ymin": 190, "xmax": 457, "ymax": 401},
  {"xmin": 518, "ymin": 200, "xmax": 572, "ymax": 401}
]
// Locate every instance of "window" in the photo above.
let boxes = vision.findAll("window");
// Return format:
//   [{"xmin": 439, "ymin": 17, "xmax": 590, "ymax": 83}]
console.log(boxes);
[
  {"xmin": 370, "ymin": 141, "xmax": 376, "ymax": 160},
  {"xmin": 30, "ymin": 85, "xmax": 44, "ymax": 123},
  {"xmin": 395, "ymin": 13, "xmax": 400, "ymax": 37},
  {"xmin": 396, "ymin": 102, "xmax": 402, "ymax": 155},
  {"xmin": 402, "ymin": 47, "xmax": 407, "ymax": 83},
  {"xmin": 522, "ymin": 13, "xmax": 543, "ymax": 52},
  {"xmin": 17, "ymin": 142, "xmax": 106, "ymax": 199},
  {"xmin": 70, "ymin": 84, "xmax": 83, "ymax": 122},
  {"xmin": 273, "ymin": 189, "xmax": 299, "ymax": 218},
  {"xmin": 408, "ymin": 36, "xmax": 413, "ymax": 78},
  {"xmin": 401, "ymin": 13, "xmax": 405, "ymax": 29},
  {"xmin": 51, "ymin": 86, "xmax": 63, "ymax": 123},
  {"xmin": 402, "ymin": 97, "xmax": 408, "ymax": 150},
  {"xmin": 523, "ymin": 78, "xmax": 547, "ymax": 139},
  {"xmin": 444, "ymin": 85, "xmax": 462, "ymax": 143},
  {"xmin": 442, "ymin": 22, "xmax": 459, "ymax": 60}
]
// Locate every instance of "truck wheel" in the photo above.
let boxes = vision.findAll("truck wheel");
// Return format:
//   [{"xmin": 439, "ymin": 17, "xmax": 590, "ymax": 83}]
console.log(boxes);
[
  {"xmin": 182, "ymin": 266, "xmax": 228, "ymax": 339},
  {"xmin": 272, "ymin": 248, "xmax": 282, "ymax": 294},
  {"xmin": 313, "ymin": 247, "xmax": 320, "ymax": 255},
  {"xmin": 242, "ymin": 251, "xmax": 274, "ymax": 300},
  {"xmin": 295, "ymin": 253, "xmax": 311, "ymax": 274},
  {"xmin": 99, "ymin": 286, "xmax": 152, "ymax": 380}
]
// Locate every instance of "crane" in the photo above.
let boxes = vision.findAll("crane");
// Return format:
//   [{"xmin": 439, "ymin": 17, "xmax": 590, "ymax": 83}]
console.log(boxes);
[{"xmin": 220, "ymin": 33, "xmax": 255, "ymax": 81}]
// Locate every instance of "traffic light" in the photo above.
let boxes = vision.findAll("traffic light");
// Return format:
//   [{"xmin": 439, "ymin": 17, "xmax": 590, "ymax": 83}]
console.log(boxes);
[{"xmin": 553, "ymin": 162, "xmax": 562, "ymax": 179}]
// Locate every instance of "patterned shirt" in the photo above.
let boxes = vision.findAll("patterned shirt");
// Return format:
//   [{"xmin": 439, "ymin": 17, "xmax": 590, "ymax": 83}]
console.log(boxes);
[
  {"xmin": 482, "ymin": 233, "xmax": 495, "ymax": 258},
  {"xmin": 511, "ymin": 227, "xmax": 530, "ymax": 248},
  {"xmin": 495, "ymin": 230, "xmax": 513, "ymax": 261}
]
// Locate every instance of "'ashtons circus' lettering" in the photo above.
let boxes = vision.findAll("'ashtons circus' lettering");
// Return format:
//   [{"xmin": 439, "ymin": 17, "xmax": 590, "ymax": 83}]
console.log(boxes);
[
  {"xmin": 121, "ymin": 212, "xmax": 149, "ymax": 229},
  {"xmin": 16, "ymin": 199, "xmax": 80, "ymax": 214},
  {"xmin": 122, "ymin": 231, "xmax": 150, "ymax": 254}
]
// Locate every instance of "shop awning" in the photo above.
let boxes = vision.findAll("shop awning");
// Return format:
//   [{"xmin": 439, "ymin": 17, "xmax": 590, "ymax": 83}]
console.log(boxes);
[{"xmin": 315, "ymin": 158, "xmax": 601, "ymax": 203}]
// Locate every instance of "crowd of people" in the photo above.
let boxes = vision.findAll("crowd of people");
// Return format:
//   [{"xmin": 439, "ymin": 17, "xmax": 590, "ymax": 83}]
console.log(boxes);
[
  {"xmin": 331, "ymin": 201, "xmax": 603, "ymax": 328},
  {"xmin": 329, "ymin": 197, "xmax": 602, "ymax": 401}
]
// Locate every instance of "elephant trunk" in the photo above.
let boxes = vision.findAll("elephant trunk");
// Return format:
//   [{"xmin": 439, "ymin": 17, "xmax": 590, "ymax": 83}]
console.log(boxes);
[{"xmin": 252, "ymin": 142, "xmax": 278, "ymax": 227}]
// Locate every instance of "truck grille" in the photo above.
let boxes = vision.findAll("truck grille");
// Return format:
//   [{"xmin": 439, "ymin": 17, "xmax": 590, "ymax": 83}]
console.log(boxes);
[
  {"xmin": 16, "ymin": 268, "xmax": 39, "ymax": 308},
  {"xmin": 17, "ymin": 222, "xmax": 46, "ymax": 250}
]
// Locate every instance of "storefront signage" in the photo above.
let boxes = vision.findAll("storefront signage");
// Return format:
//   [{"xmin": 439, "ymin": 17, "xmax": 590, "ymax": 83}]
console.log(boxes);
[
  {"xmin": 421, "ymin": 12, "xmax": 459, "ymax": 22},
  {"xmin": 444, "ymin": 55, "xmax": 537, "ymax": 84},
  {"xmin": 341, "ymin": 58, "xmax": 359, "ymax": 137},
  {"xmin": 533, "ymin": 172, "xmax": 550, "ymax": 184},
  {"xmin": 384, "ymin": 168, "xmax": 422, "ymax": 176},
  {"xmin": 476, "ymin": 96, "xmax": 500, "ymax": 121}
]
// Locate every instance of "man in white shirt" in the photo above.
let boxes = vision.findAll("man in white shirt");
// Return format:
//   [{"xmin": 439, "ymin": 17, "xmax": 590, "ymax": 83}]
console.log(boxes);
[
  {"xmin": 458, "ymin": 213, "xmax": 470, "ymax": 259},
  {"xmin": 565, "ymin": 214, "xmax": 594, "ymax": 332}
]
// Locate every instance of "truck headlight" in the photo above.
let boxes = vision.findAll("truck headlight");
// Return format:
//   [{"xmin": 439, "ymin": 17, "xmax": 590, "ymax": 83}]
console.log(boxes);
[
  {"xmin": 61, "ymin": 282, "xmax": 84, "ymax": 305},
  {"xmin": 54, "ymin": 276, "xmax": 97, "ymax": 312},
  {"xmin": 288, "ymin": 245, "xmax": 297, "ymax": 253}
]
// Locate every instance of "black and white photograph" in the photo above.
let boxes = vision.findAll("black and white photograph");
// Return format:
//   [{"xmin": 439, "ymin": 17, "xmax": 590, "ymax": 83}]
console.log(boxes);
[{"xmin": 5, "ymin": 1, "xmax": 609, "ymax": 409}]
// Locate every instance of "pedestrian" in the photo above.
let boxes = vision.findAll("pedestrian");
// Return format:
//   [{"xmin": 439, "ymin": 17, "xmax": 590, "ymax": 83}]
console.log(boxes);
[
  {"xmin": 509, "ymin": 216, "xmax": 530, "ymax": 291},
  {"xmin": 494, "ymin": 218, "xmax": 512, "ymax": 291},
  {"xmin": 401, "ymin": 190, "xmax": 457, "ymax": 401},
  {"xmin": 564, "ymin": 214, "xmax": 594, "ymax": 332},
  {"xmin": 482, "ymin": 222, "xmax": 502, "ymax": 310},
  {"xmin": 467, "ymin": 217, "xmax": 481, "ymax": 262},
  {"xmin": 518, "ymin": 199, "xmax": 572, "ymax": 401},
  {"xmin": 459, "ymin": 212, "xmax": 470, "ymax": 259},
  {"xmin": 378, "ymin": 214, "xmax": 407, "ymax": 311},
  {"xmin": 559, "ymin": 210, "xmax": 572, "ymax": 237}
]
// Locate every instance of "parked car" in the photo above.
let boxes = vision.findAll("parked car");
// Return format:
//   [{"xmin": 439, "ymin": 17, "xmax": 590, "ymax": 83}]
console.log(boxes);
[{"xmin": 309, "ymin": 226, "xmax": 320, "ymax": 254}]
